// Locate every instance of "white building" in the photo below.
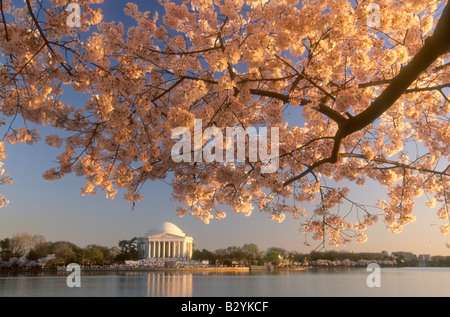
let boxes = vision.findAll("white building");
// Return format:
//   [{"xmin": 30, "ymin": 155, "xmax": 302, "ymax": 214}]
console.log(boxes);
[
  {"xmin": 419, "ymin": 254, "xmax": 432, "ymax": 261},
  {"xmin": 137, "ymin": 222, "xmax": 193, "ymax": 261}
]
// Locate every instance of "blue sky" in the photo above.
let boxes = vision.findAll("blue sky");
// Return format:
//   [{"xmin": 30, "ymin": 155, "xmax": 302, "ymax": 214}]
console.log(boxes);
[
  {"xmin": 2, "ymin": 138, "xmax": 448, "ymax": 255},
  {"xmin": 0, "ymin": 0, "xmax": 449, "ymax": 256}
]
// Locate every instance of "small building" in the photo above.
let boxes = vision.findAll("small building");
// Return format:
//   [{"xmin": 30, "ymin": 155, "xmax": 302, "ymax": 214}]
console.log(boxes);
[
  {"xmin": 392, "ymin": 251, "xmax": 417, "ymax": 262},
  {"xmin": 418, "ymin": 254, "xmax": 432, "ymax": 261},
  {"xmin": 418, "ymin": 254, "xmax": 432, "ymax": 267},
  {"xmin": 137, "ymin": 222, "xmax": 193, "ymax": 261}
]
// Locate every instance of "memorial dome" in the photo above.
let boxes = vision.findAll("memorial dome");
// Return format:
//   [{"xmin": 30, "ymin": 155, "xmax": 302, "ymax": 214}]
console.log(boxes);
[
  {"xmin": 146, "ymin": 222, "xmax": 186, "ymax": 237},
  {"xmin": 138, "ymin": 221, "xmax": 193, "ymax": 260}
]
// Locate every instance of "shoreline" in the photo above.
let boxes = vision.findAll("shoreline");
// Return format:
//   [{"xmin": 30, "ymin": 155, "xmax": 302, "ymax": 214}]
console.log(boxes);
[
  {"xmin": 2, "ymin": 262, "xmax": 449, "ymax": 273},
  {"xmin": 80, "ymin": 266, "xmax": 254, "ymax": 272},
  {"xmin": 2, "ymin": 265, "xmax": 450, "ymax": 274},
  {"xmin": 0, "ymin": 266, "xmax": 311, "ymax": 273}
]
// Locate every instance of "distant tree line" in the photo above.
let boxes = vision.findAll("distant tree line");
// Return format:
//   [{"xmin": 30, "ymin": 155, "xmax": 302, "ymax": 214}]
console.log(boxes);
[
  {"xmin": 431, "ymin": 256, "xmax": 450, "ymax": 267},
  {"xmin": 307, "ymin": 250, "xmax": 386, "ymax": 262},
  {"xmin": 192, "ymin": 247, "xmax": 450, "ymax": 267},
  {"xmin": 191, "ymin": 245, "xmax": 391, "ymax": 266},
  {"xmin": 0, "ymin": 233, "xmax": 139, "ymax": 267},
  {"xmin": 2, "ymin": 233, "xmax": 450, "ymax": 268},
  {"xmin": 193, "ymin": 243, "xmax": 270, "ymax": 266}
]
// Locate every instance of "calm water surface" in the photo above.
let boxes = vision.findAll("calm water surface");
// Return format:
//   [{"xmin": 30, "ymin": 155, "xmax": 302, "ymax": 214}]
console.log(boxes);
[{"xmin": 1, "ymin": 267, "xmax": 450, "ymax": 297}]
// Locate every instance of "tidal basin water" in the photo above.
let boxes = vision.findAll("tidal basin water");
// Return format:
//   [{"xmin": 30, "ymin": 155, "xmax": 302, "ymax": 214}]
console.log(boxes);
[{"xmin": 1, "ymin": 267, "xmax": 450, "ymax": 297}]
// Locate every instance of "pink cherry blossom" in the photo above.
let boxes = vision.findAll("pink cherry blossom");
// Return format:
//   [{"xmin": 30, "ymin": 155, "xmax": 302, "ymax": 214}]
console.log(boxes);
[{"xmin": 0, "ymin": 0, "xmax": 449, "ymax": 248}]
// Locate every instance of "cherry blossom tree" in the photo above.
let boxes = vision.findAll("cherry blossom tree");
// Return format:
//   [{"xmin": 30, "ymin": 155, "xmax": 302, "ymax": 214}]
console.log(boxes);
[{"xmin": 0, "ymin": 0, "xmax": 449, "ymax": 248}]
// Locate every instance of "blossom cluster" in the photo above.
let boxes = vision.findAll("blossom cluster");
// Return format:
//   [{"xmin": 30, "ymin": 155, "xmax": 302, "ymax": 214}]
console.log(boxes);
[{"xmin": 0, "ymin": 0, "xmax": 449, "ymax": 248}]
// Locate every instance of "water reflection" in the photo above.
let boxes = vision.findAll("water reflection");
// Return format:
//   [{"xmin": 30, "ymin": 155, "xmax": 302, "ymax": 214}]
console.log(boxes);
[
  {"xmin": 0, "ymin": 270, "xmax": 194, "ymax": 297},
  {"xmin": 72, "ymin": 271, "xmax": 194, "ymax": 297},
  {"xmin": 2, "ymin": 268, "xmax": 450, "ymax": 297},
  {"xmin": 145, "ymin": 272, "xmax": 193, "ymax": 297}
]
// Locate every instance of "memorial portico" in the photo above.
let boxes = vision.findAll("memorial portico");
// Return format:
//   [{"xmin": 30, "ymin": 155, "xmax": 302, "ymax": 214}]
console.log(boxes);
[{"xmin": 137, "ymin": 222, "xmax": 193, "ymax": 260}]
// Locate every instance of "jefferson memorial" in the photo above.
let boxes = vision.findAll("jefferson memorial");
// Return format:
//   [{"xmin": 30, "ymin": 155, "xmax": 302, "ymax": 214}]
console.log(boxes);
[{"xmin": 137, "ymin": 222, "xmax": 194, "ymax": 260}]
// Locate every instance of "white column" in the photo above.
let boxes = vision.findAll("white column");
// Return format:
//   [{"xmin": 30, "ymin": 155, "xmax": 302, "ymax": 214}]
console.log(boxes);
[
  {"xmin": 162, "ymin": 241, "xmax": 166, "ymax": 258},
  {"xmin": 188, "ymin": 242, "xmax": 192, "ymax": 259},
  {"xmin": 157, "ymin": 241, "xmax": 160, "ymax": 258}
]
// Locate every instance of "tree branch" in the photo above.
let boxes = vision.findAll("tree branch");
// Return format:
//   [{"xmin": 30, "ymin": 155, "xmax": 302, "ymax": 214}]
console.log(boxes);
[
  {"xmin": 249, "ymin": 89, "xmax": 346, "ymax": 124},
  {"xmin": 283, "ymin": 1, "xmax": 450, "ymax": 187},
  {"xmin": 405, "ymin": 83, "xmax": 450, "ymax": 93},
  {"xmin": 249, "ymin": 89, "xmax": 290, "ymax": 103},
  {"xmin": 339, "ymin": 1, "xmax": 450, "ymax": 139},
  {"xmin": 25, "ymin": 0, "xmax": 56, "ymax": 56},
  {"xmin": 25, "ymin": 0, "xmax": 74, "ymax": 76},
  {"xmin": 341, "ymin": 153, "xmax": 450, "ymax": 177},
  {"xmin": 0, "ymin": 0, "xmax": 9, "ymax": 41}
]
